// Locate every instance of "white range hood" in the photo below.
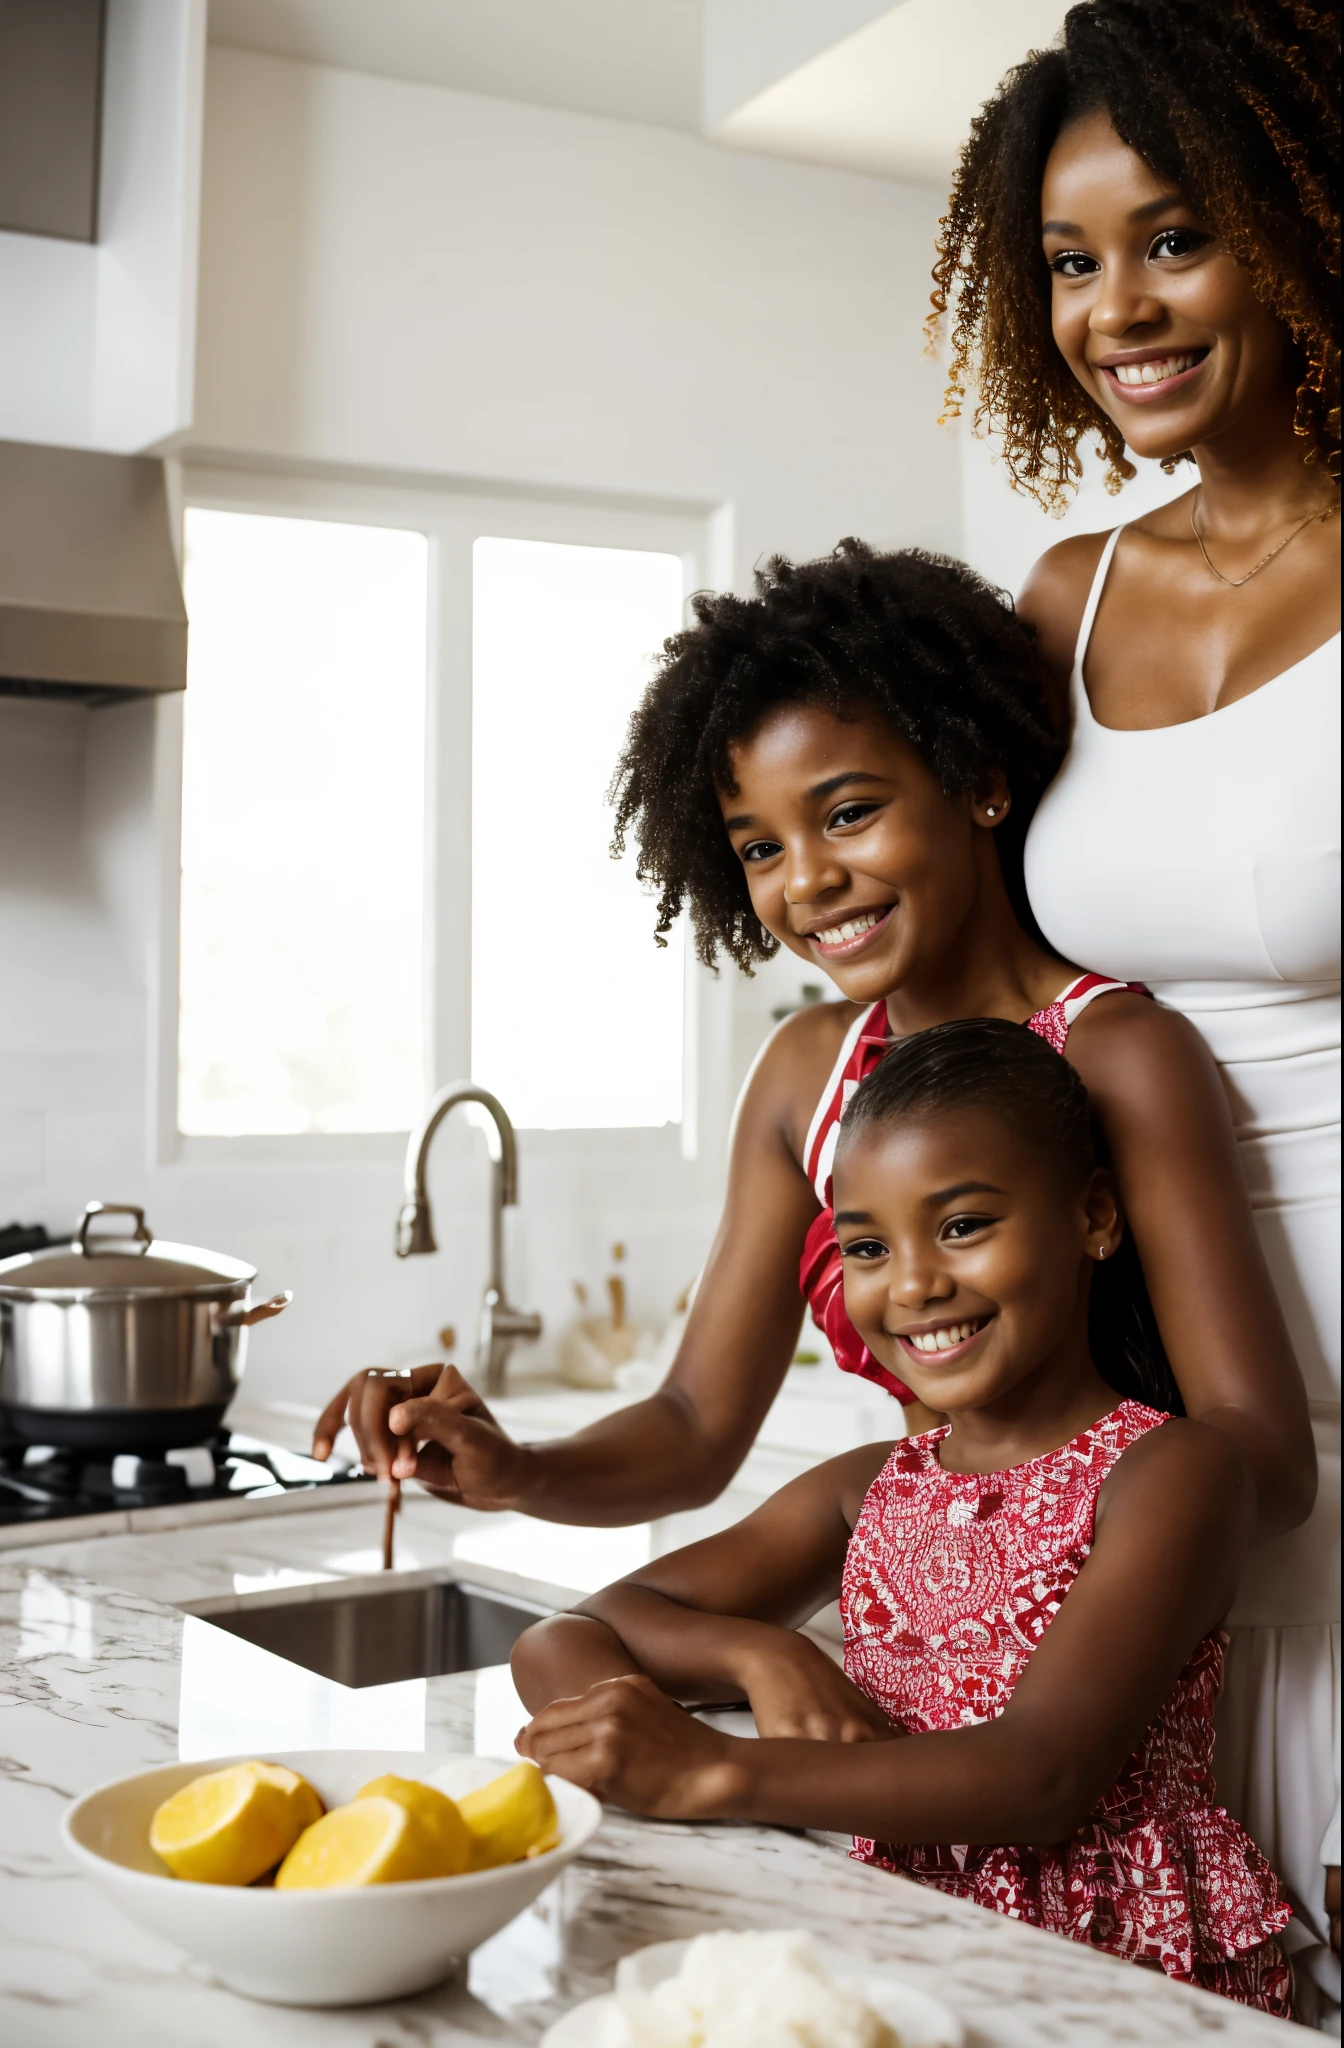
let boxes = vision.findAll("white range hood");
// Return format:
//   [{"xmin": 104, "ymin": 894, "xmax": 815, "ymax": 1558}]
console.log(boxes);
[{"xmin": 0, "ymin": 438, "xmax": 186, "ymax": 703}]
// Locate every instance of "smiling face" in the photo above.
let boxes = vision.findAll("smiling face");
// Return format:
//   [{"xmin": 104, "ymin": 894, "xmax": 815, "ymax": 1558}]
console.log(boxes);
[
  {"xmin": 717, "ymin": 701, "xmax": 1007, "ymax": 1008},
  {"xmin": 1041, "ymin": 109, "xmax": 1294, "ymax": 465},
  {"xmin": 833, "ymin": 1105, "xmax": 1119, "ymax": 1419}
]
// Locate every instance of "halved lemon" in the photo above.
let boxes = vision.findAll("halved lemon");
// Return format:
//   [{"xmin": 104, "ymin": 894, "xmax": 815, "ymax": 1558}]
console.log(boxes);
[
  {"xmin": 149, "ymin": 1761, "xmax": 306, "ymax": 1886},
  {"xmin": 355, "ymin": 1774, "xmax": 471, "ymax": 1875},
  {"xmin": 261, "ymin": 1761, "xmax": 325, "ymax": 1831},
  {"xmin": 273, "ymin": 1795, "xmax": 451, "ymax": 1889},
  {"xmin": 456, "ymin": 1761, "xmax": 560, "ymax": 1871}
]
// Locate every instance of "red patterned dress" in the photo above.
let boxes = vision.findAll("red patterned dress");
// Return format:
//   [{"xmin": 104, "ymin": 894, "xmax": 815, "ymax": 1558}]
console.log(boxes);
[
  {"xmin": 800, "ymin": 973, "xmax": 1142, "ymax": 1403},
  {"xmin": 841, "ymin": 1400, "xmax": 1293, "ymax": 2015}
]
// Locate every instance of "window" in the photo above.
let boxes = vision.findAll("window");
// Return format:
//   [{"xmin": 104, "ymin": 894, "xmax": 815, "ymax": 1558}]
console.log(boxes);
[
  {"xmin": 470, "ymin": 538, "xmax": 686, "ymax": 1129},
  {"xmin": 178, "ymin": 508, "xmax": 428, "ymax": 1135},
  {"xmin": 172, "ymin": 478, "xmax": 702, "ymax": 1151}
]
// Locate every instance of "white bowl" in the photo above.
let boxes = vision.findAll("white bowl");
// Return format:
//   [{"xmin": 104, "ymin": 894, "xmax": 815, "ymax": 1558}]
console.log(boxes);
[{"xmin": 62, "ymin": 1749, "xmax": 602, "ymax": 2007}]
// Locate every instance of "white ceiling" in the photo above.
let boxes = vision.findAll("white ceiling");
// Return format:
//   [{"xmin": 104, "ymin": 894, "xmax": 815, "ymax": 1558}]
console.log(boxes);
[
  {"xmin": 206, "ymin": 0, "xmax": 1069, "ymax": 188},
  {"xmin": 714, "ymin": 0, "xmax": 1070, "ymax": 187},
  {"xmin": 206, "ymin": 0, "xmax": 706, "ymax": 132}
]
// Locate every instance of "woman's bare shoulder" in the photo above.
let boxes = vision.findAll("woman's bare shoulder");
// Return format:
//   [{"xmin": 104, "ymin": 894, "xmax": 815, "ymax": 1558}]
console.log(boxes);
[{"xmin": 1017, "ymin": 529, "xmax": 1115, "ymax": 713}]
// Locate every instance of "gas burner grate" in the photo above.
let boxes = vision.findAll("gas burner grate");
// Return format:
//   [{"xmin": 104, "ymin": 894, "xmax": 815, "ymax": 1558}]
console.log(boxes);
[{"xmin": 0, "ymin": 1430, "xmax": 374, "ymax": 1527}]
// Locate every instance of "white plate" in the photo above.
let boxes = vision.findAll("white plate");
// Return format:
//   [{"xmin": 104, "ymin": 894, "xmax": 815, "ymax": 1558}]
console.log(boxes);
[
  {"xmin": 63, "ymin": 1749, "xmax": 601, "ymax": 2008},
  {"xmin": 542, "ymin": 1933, "xmax": 964, "ymax": 2048}
]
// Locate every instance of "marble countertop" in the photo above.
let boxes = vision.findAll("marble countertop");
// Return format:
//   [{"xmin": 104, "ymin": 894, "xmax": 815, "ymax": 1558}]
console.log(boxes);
[{"xmin": 0, "ymin": 1482, "xmax": 1298, "ymax": 2045}]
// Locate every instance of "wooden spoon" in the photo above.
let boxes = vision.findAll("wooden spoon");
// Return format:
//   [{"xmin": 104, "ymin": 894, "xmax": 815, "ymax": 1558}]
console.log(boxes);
[{"xmin": 381, "ymin": 1477, "xmax": 401, "ymax": 1571}]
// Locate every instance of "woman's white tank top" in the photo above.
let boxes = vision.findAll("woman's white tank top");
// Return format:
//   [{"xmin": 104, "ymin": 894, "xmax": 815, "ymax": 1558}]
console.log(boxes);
[
  {"xmin": 1025, "ymin": 523, "xmax": 1342, "ymax": 1999},
  {"xmin": 1025, "ymin": 527, "xmax": 1340, "ymax": 1614},
  {"xmin": 1026, "ymin": 528, "xmax": 1340, "ymax": 997}
]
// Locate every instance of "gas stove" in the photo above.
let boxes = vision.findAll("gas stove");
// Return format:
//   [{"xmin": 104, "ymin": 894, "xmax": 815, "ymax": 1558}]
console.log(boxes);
[{"xmin": 0, "ymin": 1430, "xmax": 375, "ymax": 1530}]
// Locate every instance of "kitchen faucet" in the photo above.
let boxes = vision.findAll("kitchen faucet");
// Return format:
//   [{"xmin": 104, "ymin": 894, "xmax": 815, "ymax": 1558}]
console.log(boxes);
[{"xmin": 395, "ymin": 1083, "xmax": 542, "ymax": 1397}]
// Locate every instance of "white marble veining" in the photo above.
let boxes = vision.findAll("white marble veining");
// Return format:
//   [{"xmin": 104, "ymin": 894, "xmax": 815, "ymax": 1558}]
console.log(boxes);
[
  {"xmin": 0, "ymin": 1486, "xmax": 759, "ymax": 1615},
  {"xmin": 0, "ymin": 1484, "xmax": 1300, "ymax": 2044}
]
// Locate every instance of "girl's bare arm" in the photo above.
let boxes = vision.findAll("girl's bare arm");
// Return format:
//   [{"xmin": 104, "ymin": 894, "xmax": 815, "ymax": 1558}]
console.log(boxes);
[
  {"xmin": 312, "ymin": 1005, "xmax": 854, "ymax": 1524},
  {"xmin": 1066, "ymin": 991, "xmax": 1316, "ymax": 1535},
  {"xmin": 518, "ymin": 1420, "xmax": 1252, "ymax": 1842},
  {"xmin": 512, "ymin": 1444, "xmax": 893, "ymax": 1741}
]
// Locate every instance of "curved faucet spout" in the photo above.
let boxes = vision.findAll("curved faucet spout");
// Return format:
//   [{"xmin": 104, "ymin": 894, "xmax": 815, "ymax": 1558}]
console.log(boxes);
[
  {"xmin": 394, "ymin": 1082, "xmax": 540, "ymax": 1395},
  {"xmin": 397, "ymin": 1082, "xmax": 518, "ymax": 1267}
]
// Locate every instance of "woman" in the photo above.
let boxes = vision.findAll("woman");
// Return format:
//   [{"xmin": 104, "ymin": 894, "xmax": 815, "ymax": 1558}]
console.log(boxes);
[{"xmin": 927, "ymin": 0, "xmax": 1339, "ymax": 2019}]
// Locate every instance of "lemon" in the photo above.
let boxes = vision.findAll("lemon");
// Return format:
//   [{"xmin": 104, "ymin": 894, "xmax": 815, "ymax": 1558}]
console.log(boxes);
[
  {"xmin": 274, "ymin": 1795, "xmax": 451, "ymax": 1889},
  {"xmin": 149, "ymin": 1761, "xmax": 306, "ymax": 1886},
  {"xmin": 355, "ymin": 1774, "xmax": 471, "ymax": 1876},
  {"xmin": 456, "ymin": 1761, "xmax": 561, "ymax": 1870},
  {"xmin": 262, "ymin": 1761, "xmax": 325, "ymax": 1832}
]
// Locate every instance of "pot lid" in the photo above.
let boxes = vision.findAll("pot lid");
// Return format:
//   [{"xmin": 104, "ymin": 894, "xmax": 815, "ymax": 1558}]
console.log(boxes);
[{"xmin": 0, "ymin": 1203, "xmax": 255, "ymax": 1299}]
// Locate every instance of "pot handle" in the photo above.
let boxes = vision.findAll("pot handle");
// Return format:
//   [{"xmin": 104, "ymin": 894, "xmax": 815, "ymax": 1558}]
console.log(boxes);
[
  {"xmin": 76, "ymin": 1201, "xmax": 152, "ymax": 1255},
  {"xmin": 214, "ymin": 1290, "xmax": 293, "ymax": 1332}
]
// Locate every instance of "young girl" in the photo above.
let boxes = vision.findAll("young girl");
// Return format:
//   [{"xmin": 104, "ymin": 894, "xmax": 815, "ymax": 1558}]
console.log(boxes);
[
  {"xmin": 333, "ymin": 542, "xmax": 1313, "ymax": 1563},
  {"xmin": 513, "ymin": 1020, "xmax": 1294, "ymax": 2015}
]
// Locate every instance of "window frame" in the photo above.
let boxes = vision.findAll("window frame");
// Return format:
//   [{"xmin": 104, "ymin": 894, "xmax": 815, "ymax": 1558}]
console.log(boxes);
[{"xmin": 153, "ymin": 461, "xmax": 723, "ymax": 1171}]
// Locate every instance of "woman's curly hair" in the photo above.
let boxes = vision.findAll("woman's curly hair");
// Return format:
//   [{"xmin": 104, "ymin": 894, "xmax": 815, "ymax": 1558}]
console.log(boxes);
[
  {"xmin": 609, "ymin": 540, "xmax": 1060, "ymax": 973},
  {"xmin": 930, "ymin": 0, "xmax": 1340, "ymax": 507}
]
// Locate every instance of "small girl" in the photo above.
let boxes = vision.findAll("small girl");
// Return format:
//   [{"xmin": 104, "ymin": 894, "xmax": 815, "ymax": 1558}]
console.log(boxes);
[{"xmin": 513, "ymin": 1021, "xmax": 1293, "ymax": 2016}]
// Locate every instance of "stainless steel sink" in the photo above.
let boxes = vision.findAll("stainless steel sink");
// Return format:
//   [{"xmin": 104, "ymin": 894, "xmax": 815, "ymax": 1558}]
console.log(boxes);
[{"xmin": 204, "ymin": 1580, "xmax": 551, "ymax": 1689}]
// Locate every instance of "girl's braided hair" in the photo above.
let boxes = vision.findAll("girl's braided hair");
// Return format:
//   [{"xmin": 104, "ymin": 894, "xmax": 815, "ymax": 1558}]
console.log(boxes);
[
  {"xmin": 930, "ymin": 0, "xmax": 1340, "ymax": 507},
  {"xmin": 609, "ymin": 540, "xmax": 1060, "ymax": 973},
  {"xmin": 838, "ymin": 1016, "xmax": 1181, "ymax": 1414}
]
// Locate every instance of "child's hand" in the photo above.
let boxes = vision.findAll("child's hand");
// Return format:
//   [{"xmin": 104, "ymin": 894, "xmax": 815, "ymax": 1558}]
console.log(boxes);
[
  {"xmin": 736, "ymin": 1632, "xmax": 897, "ymax": 1744},
  {"xmin": 516, "ymin": 1675, "xmax": 744, "ymax": 1820}
]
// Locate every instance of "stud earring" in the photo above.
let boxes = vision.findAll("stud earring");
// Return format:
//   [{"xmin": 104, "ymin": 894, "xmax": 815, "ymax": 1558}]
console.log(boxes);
[
  {"xmin": 1097, "ymin": 1246, "xmax": 1106, "ymax": 1260},
  {"xmin": 986, "ymin": 805, "xmax": 998, "ymax": 818}
]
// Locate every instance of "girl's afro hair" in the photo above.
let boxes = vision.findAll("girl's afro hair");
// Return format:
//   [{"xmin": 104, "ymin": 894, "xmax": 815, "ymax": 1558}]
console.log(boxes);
[{"xmin": 609, "ymin": 539, "xmax": 1059, "ymax": 972}]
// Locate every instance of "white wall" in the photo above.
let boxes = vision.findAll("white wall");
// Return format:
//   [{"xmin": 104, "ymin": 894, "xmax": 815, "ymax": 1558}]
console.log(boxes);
[
  {"xmin": 191, "ymin": 49, "xmax": 956, "ymax": 583},
  {"xmin": 1, "ymin": 49, "xmax": 958, "ymax": 1416},
  {"xmin": 957, "ymin": 424, "xmax": 1192, "ymax": 597}
]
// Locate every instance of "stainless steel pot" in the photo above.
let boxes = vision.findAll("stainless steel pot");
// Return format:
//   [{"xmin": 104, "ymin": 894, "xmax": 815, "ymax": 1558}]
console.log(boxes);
[{"xmin": 0, "ymin": 1202, "xmax": 291, "ymax": 1450}]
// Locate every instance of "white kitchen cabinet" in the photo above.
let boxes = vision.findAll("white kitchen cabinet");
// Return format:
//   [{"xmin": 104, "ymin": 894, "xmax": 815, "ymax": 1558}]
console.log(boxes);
[{"xmin": 0, "ymin": 0, "xmax": 206, "ymax": 455}]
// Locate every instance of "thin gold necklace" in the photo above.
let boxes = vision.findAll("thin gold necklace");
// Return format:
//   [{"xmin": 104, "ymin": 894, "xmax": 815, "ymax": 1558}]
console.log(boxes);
[{"xmin": 1190, "ymin": 487, "xmax": 1338, "ymax": 589}]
